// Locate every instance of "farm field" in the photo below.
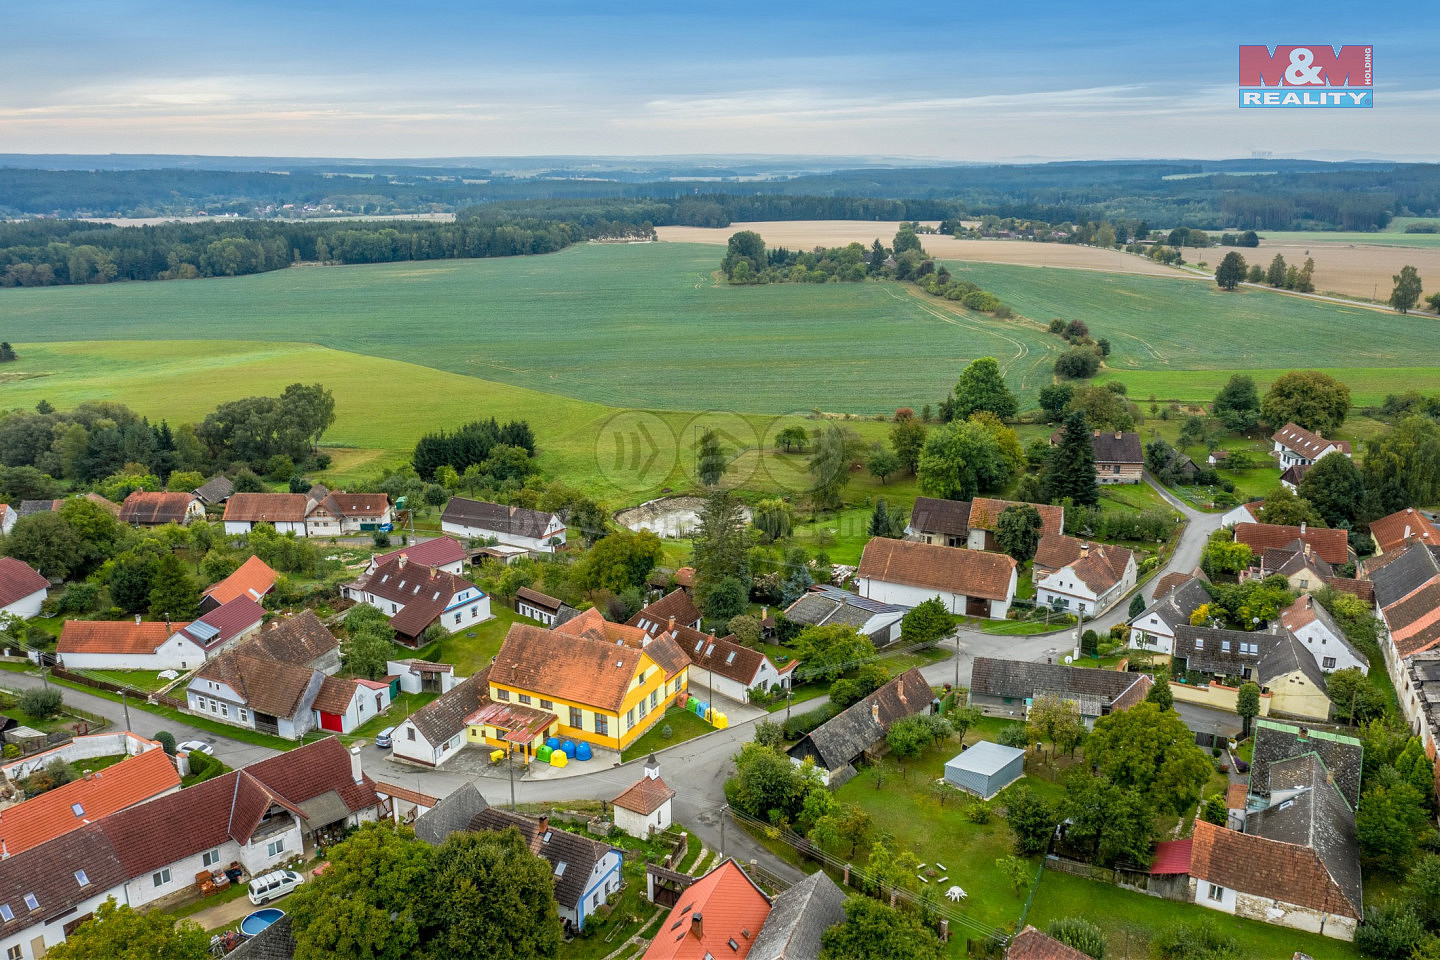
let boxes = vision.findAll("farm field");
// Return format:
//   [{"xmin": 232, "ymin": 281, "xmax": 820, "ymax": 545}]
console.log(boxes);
[
  {"xmin": 1214, "ymin": 236, "xmax": 1440, "ymax": 301},
  {"xmin": 656, "ymin": 222, "xmax": 1180, "ymax": 277},
  {"xmin": 940, "ymin": 260, "xmax": 1440, "ymax": 376},
  {"xmin": 0, "ymin": 242, "xmax": 1058, "ymax": 416},
  {"xmin": 1098, "ymin": 366, "xmax": 1440, "ymax": 408}
]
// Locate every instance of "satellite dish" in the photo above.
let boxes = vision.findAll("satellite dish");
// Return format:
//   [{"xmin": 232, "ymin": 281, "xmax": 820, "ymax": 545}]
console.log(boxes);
[{"xmin": 1063, "ymin": 655, "xmax": 1073, "ymax": 664}]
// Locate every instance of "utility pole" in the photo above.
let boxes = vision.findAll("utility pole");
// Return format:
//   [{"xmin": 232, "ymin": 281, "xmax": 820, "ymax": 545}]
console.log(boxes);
[
  {"xmin": 720, "ymin": 804, "xmax": 727, "ymax": 858},
  {"xmin": 508, "ymin": 747, "xmax": 516, "ymax": 812},
  {"xmin": 121, "ymin": 690, "xmax": 132, "ymax": 732}
]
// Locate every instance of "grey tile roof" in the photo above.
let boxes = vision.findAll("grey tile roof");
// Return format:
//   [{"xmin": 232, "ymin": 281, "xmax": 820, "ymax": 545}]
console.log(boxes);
[
  {"xmin": 1173, "ymin": 625, "xmax": 1280, "ymax": 676},
  {"xmin": 783, "ymin": 592, "xmax": 875, "ymax": 631},
  {"xmin": 787, "ymin": 669, "xmax": 931, "ymax": 771},
  {"xmin": 441, "ymin": 498, "xmax": 559, "ymax": 539},
  {"xmin": 193, "ymin": 474, "xmax": 235, "ymax": 504},
  {"xmin": 1245, "ymin": 753, "xmax": 1362, "ymax": 918},
  {"xmin": 1090, "ymin": 430, "xmax": 1143, "ymax": 464},
  {"xmin": 407, "ymin": 670, "xmax": 491, "ymax": 747},
  {"xmin": 969, "ymin": 658, "xmax": 1148, "ymax": 716},
  {"xmin": 1371, "ymin": 541, "xmax": 1440, "ymax": 610},
  {"xmin": 907, "ymin": 496, "xmax": 971, "ymax": 538},
  {"xmin": 1132, "ymin": 577, "xmax": 1212, "ymax": 631},
  {"xmin": 228, "ymin": 912, "xmax": 296, "ymax": 959},
  {"xmin": 747, "ymin": 870, "xmax": 847, "ymax": 960},
  {"xmin": 414, "ymin": 782, "xmax": 491, "ymax": 847},
  {"xmin": 1249, "ymin": 719, "xmax": 1363, "ymax": 809},
  {"xmin": 469, "ymin": 808, "xmax": 616, "ymax": 913},
  {"xmin": 1257, "ymin": 633, "xmax": 1328, "ymax": 691}
]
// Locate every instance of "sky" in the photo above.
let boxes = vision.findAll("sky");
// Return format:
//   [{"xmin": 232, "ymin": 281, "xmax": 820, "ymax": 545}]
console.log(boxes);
[{"xmin": 4, "ymin": 0, "xmax": 1436, "ymax": 161}]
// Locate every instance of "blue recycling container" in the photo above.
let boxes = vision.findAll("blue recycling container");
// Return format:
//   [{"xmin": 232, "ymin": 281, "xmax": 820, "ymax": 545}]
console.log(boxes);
[
  {"xmin": 562, "ymin": 739, "xmax": 576, "ymax": 758},
  {"xmin": 576, "ymin": 742, "xmax": 593, "ymax": 761},
  {"xmin": 545, "ymin": 737, "xmax": 560, "ymax": 750}
]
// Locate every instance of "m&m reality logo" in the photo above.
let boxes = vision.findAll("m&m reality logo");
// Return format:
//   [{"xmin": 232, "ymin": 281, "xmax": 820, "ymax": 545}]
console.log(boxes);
[{"xmin": 1238, "ymin": 45, "xmax": 1373, "ymax": 108}]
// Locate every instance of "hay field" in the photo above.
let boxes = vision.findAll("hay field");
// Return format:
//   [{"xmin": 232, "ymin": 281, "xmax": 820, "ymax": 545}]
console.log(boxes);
[
  {"xmin": 656, "ymin": 222, "xmax": 1179, "ymax": 277},
  {"xmin": 1214, "ymin": 237, "xmax": 1440, "ymax": 302}
]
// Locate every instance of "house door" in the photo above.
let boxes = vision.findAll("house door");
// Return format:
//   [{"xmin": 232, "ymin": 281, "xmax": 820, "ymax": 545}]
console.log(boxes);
[{"xmin": 965, "ymin": 596, "xmax": 989, "ymax": 618}]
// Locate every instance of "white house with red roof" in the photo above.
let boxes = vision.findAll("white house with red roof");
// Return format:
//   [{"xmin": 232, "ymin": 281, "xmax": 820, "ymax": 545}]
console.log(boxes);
[
  {"xmin": 368, "ymin": 536, "xmax": 467, "ymax": 576},
  {"xmin": 59, "ymin": 597, "xmax": 264, "ymax": 671},
  {"xmin": 342, "ymin": 553, "xmax": 491, "ymax": 645},
  {"xmin": 1035, "ymin": 542, "xmax": 1136, "ymax": 618},
  {"xmin": 0, "ymin": 557, "xmax": 47, "ymax": 621},
  {"xmin": 313, "ymin": 676, "xmax": 393, "ymax": 734},
  {"xmin": 613, "ymin": 754, "xmax": 676, "ymax": 838},
  {"xmin": 1271, "ymin": 422, "xmax": 1351, "ymax": 470}
]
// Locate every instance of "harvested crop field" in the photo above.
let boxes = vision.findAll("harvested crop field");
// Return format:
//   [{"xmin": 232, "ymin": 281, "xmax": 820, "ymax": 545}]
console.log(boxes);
[
  {"xmin": 1214, "ymin": 238, "xmax": 1440, "ymax": 302},
  {"xmin": 655, "ymin": 222, "xmax": 1180, "ymax": 277}
]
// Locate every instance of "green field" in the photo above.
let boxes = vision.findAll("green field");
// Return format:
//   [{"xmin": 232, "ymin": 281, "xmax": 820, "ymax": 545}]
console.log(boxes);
[
  {"xmin": 941, "ymin": 260, "xmax": 1440, "ymax": 375},
  {"xmin": 1097, "ymin": 366, "xmax": 1440, "ymax": 407}
]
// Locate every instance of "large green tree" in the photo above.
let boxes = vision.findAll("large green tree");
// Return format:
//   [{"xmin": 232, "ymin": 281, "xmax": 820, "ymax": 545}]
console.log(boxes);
[
  {"xmin": 343, "ymin": 604, "xmax": 399, "ymax": 681},
  {"xmin": 792, "ymin": 624, "xmax": 875, "ymax": 683},
  {"xmin": 1214, "ymin": 251, "xmax": 1247, "ymax": 290},
  {"xmin": 952, "ymin": 356, "xmax": 1018, "ymax": 421},
  {"xmin": 1357, "ymin": 777, "xmax": 1429, "ymax": 871},
  {"xmin": 1362, "ymin": 415, "xmax": 1440, "ymax": 517},
  {"xmin": 900, "ymin": 597, "xmax": 956, "ymax": 648},
  {"xmin": 690, "ymin": 490, "xmax": 753, "ymax": 621},
  {"xmin": 1212, "ymin": 374, "xmax": 1261, "ymax": 433},
  {"xmin": 724, "ymin": 741, "xmax": 816, "ymax": 822},
  {"xmin": 1392, "ymin": 265, "xmax": 1424, "ymax": 313},
  {"xmin": 820, "ymin": 896, "xmax": 945, "ymax": 960},
  {"xmin": 889, "ymin": 412, "xmax": 927, "ymax": 475},
  {"xmin": 575, "ymin": 528, "xmax": 664, "ymax": 594},
  {"xmin": 807, "ymin": 424, "xmax": 864, "ymax": 510},
  {"xmin": 1041, "ymin": 411, "xmax": 1099, "ymax": 507},
  {"xmin": 1062, "ymin": 773, "xmax": 1158, "ymax": 868},
  {"xmin": 423, "ymin": 828, "xmax": 564, "ymax": 960},
  {"xmin": 696, "ymin": 428, "xmax": 727, "ymax": 488},
  {"xmin": 916, "ymin": 416, "xmax": 1023, "ymax": 501},
  {"xmin": 45, "ymin": 898, "xmax": 209, "ymax": 960},
  {"xmin": 1261, "ymin": 370, "xmax": 1351, "ymax": 435},
  {"xmin": 1083, "ymin": 701, "xmax": 1211, "ymax": 814},
  {"xmin": 1297, "ymin": 453, "xmax": 1365, "ymax": 528},
  {"xmin": 147, "ymin": 552, "xmax": 200, "ymax": 621},
  {"xmin": 289, "ymin": 823, "xmax": 436, "ymax": 960},
  {"xmin": 994, "ymin": 504, "xmax": 1044, "ymax": 564}
]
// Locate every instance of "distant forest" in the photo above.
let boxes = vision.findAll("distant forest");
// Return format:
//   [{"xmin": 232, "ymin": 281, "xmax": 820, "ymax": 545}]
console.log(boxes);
[{"xmin": 2, "ymin": 158, "xmax": 1440, "ymax": 287}]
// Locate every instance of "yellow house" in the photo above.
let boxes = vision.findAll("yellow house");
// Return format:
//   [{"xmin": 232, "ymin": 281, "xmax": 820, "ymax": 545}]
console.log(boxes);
[
  {"xmin": 480, "ymin": 613, "xmax": 690, "ymax": 755},
  {"xmin": 1261, "ymin": 633, "xmax": 1331, "ymax": 722}
]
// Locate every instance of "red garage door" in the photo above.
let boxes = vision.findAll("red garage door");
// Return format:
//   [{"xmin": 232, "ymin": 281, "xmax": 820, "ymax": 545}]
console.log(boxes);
[{"xmin": 319, "ymin": 712, "xmax": 343, "ymax": 732}]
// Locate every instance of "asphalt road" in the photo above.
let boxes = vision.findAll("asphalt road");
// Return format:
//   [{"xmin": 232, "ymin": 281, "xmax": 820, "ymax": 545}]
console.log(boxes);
[{"xmin": 12, "ymin": 475, "xmax": 1228, "ymax": 879}]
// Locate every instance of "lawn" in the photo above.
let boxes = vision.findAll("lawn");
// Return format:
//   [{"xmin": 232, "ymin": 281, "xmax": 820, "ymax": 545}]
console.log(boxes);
[
  {"xmin": 1025, "ymin": 870, "xmax": 1362, "ymax": 960},
  {"xmin": 344, "ymin": 691, "xmax": 439, "ymax": 744},
  {"xmin": 412, "ymin": 605, "xmax": 543, "ymax": 676},
  {"xmin": 620, "ymin": 705, "xmax": 715, "ymax": 762},
  {"xmin": 73, "ymin": 669, "xmax": 174, "ymax": 694}
]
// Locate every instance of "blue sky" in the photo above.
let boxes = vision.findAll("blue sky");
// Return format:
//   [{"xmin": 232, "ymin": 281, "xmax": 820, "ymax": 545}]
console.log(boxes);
[{"xmin": 4, "ymin": 1, "xmax": 1434, "ymax": 160}]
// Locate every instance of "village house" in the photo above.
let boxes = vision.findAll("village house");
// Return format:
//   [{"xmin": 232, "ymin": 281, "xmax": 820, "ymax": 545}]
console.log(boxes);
[
  {"xmin": 642, "ymin": 858, "xmax": 846, "ymax": 960},
  {"xmin": 185, "ymin": 611, "xmax": 342, "ymax": 739},
  {"xmin": 1271, "ymin": 422, "xmax": 1351, "ymax": 470},
  {"xmin": 0, "ymin": 738, "xmax": 379, "ymax": 960},
  {"xmin": 390, "ymin": 671, "xmax": 490, "ymax": 768},
  {"xmin": 19, "ymin": 493, "xmax": 121, "ymax": 519},
  {"xmin": 368, "ymin": 536, "xmax": 467, "ymax": 576},
  {"xmin": 385, "ymin": 657, "xmax": 459, "ymax": 695},
  {"xmin": 300, "ymin": 489, "xmax": 393, "ymax": 537},
  {"xmin": 855, "ymin": 537, "xmax": 1017, "ymax": 618},
  {"xmin": 907, "ymin": 496, "xmax": 1064, "ymax": 551},
  {"xmin": 1008, "ymin": 926, "xmax": 1094, "ymax": 960},
  {"xmin": 781, "ymin": 584, "xmax": 905, "ymax": 647},
  {"xmin": 313, "ymin": 675, "xmax": 393, "ymax": 735},
  {"xmin": 627, "ymin": 597, "xmax": 795, "ymax": 703},
  {"xmin": 1188, "ymin": 721, "xmax": 1362, "ymax": 940},
  {"xmin": 1368, "ymin": 506, "xmax": 1440, "ymax": 557},
  {"xmin": 613, "ymin": 754, "xmax": 676, "ymax": 838},
  {"xmin": 1127, "ymin": 575, "xmax": 1213, "ymax": 657},
  {"xmin": 516, "ymin": 586, "xmax": 570, "ymax": 626},
  {"xmin": 1172, "ymin": 625, "xmax": 1330, "ymax": 721},
  {"xmin": 1368, "ymin": 540, "xmax": 1440, "ymax": 674},
  {"xmin": 192, "ymin": 474, "xmax": 234, "ymax": 506},
  {"xmin": 968, "ymin": 657, "xmax": 1151, "ymax": 728},
  {"xmin": 117, "ymin": 490, "xmax": 205, "ymax": 527},
  {"xmin": 1243, "ymin": 539, "xmax": 1334, "ymax": 593},
  {"xmin": 1279, "ymin": 463, "xmax": 1311, "ymax": 493},
  {"xmin": 59, "ymin": 596, "xmax": 264, "ymax": 671},
  {"xmin": 342, "ymin": 553, "xmax": 491, "ymax": 645},
  {"xmin": 474, "ymin": 808, "xmax": 623, "ymax": 932},
  {"xmin": 0, "ymin": 557, "xmax": 48, "ymax": 621},
  {"xmin": 1233, "ymin": 521, "xmax": 1350, "ymax": 567},
  {"xmin": 1280, "ymin": 595, "xmax": 1368, "ymax": 674},
  {"xmin": 1034, "ymin": 541, "xmax": 1136, "ymax": 618},
  {"xmin": 1049, "ymin": 429, "xmax": 1144, "ymax": 484},
  {"xmin": 628, "ymin": 588, "xmax": 702, "ymax": 633},
  {"xmin": 440, "ymin": 497, "xmax": 566, "ymax": 552},
  {"xmin": 200, "ymin": 554, "xmax": 277, "ymax": 613},
  {"xmin": 1220, "ymin": 501, "xmax": 1263, "ymax": 528},
  {"xmin": 222, "ymin": 492, "xmax": 311, "ymax": 536},
  {"xmin": 786, "ymin": 668, "xmax": 932, "ymax": 785}
]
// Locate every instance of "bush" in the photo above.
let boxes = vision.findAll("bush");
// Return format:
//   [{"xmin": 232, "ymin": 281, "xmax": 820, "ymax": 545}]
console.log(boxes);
[
  {"xmin": 753, "ymin": 721, "xmax": 782, "ymax": 748},
  {"xmin": 186, "ymin": 750, "xmax": 214, "ymax": 779},
  {"xmin": 962, "ymin": 800, "xmax": 992, "ymax": 824},
  {"xmin": 998, "ymin": 724, "xmax": 1031, "ymax": 749},
  {"xmin": 154, "ymin": 731, "xmax": 177, "ymax": 755},
  {"xmin": 1045, "ymin": 917, "xmax": 1106, "ymax": 959},
  {"xmin": 55, "ymin": 582, "xmax": 101, "ymax": 615},
  {"xmin": 661, "ymin": 724, "xmax": 674, "ymax": 740},
  {"xmin": 782, "ymin": 704, "xmax": 837, "ymax": 740},
  {"xmin": 1355, "ymin": 902, "xmax": 1426, "ymax": 960},
  {"xmin": 17, "ymin": 687, "xmax": 63, "ymax": 720},
  {"xmin": 1054, "ymin": 347, "xmax": 1101, "ymax": 379}
]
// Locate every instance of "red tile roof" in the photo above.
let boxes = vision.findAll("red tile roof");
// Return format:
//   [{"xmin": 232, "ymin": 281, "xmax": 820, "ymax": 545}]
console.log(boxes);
[
  {"xmin": 1322, "ymin": 576, "xmax": 1374, "ymax": 604},
  {"xmin": 0, "ymin": 557, "xmax": 47, "ymax": 609},
  {"xmin": 643, "ymin": 858, "xmax": 772, "ymax": 960},
  {"xmin": 613, "ymin": 774, "xmax": 676, "ymax": 816},
  {"xmin": 1150, "ymin": 838, "xmax": 1193, "ymax": 875},
  {"xmin": 1188, "ymin": 820, "xmax": 1360, "ymax": 920},
  {"xmin": 0, "ymin": 747, "xmax": 178, "ymax": 856},
  {"xmin": 182, "ymin": 595, "xmax": 266, "ymax": 650},
  {"xmin": 968, "ymin": 498, "xmax": 1065, "ymax": 537},
  {"xmin": 312, "ymin": 676, "xmax": 360, "ymax": 716},
  {"xmin": 223, "ymin": 492, "xmax": 310, "ymax": 523},
  {"xmin": 1033, "ymin": 533, "xmax": 1083, "ymax": 571},
  {"xmin": 58, "ymin": 618, "xmax": 192, "ymax": 656},
  {"xmin": 1369, "ymin": 507, "xmax": 1440, "ymax": 555},
  {"xmin": 1008, "ymin": 926, "xmax": 1093, "ymax": 960},
  {"xmin": 118, "ymin": 490, "xmax": 198, "ymax": 524},
  {"xmin": 203, "ymin": 554, "xmax": 278, "ymax": 605},
  {"xmin": 1062, "ymin": 544, "xmax": 1134, "ymax": 594},
  {"xmin": 674, "ymin": 567, "xmax": 696, "ymax": 587},
  {"xmin": 1226, "ymin": 782, "xmax": 1249, "ymax": 809},
  {"xmin": 375, "ymin": 536, "xmax": 467, "ymax": 570},
  {"xmin": 318, "ymin": 492, "xmax": 390, "ymax": 518},
  {"xmin": 857, "ymin": 538, "xmax": 1016, "ymax": 601},
  {"xmin": 1234, "ymin": 522, "xmax": 1348, "ymax": 565}
]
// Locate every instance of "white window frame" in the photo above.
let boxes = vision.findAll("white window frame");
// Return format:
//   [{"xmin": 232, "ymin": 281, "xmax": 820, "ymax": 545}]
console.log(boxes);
[
  {"xmin": 267, "ymin": 838, "xmax": 286, "ymax": 858},
  {"xmin": 1207, "ymin": 883, "xmax": 1223, "ymax": 902},
  {"xmin": 153, "ymin": 869, "xmax": 171, "ymax": 888}
]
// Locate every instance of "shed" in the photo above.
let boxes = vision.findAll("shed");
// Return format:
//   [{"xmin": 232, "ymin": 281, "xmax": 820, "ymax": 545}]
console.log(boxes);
[{"xmin": 943, "ymin": 741, "xmax": 1024, "ymax": 800}]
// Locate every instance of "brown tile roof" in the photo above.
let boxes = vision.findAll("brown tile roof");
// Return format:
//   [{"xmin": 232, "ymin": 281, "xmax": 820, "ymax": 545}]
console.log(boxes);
[
  {"xmin": 670, "ymin": 626, "xmax": 770, "ymax": 685},
  {"xmin": 1189, "ymin": 820, "xmax": 1360, "ymax": 920},
  {"xmin": 1153, "ymin": 569, "xmax": 1206, "ymax": 599},
  {"xmin": 1272, "ymin": 422, "xmax": 1351, "ymax": 460},
  {"xmin": 1369, "ymin": 507, "xmax": 1440, "ymax": 555},
  {"xmin": 407, "ymin": 670, "xmax": 492, "ymax": 746},
  {"xmin": 967, "ymin": 498, "xmax": 1064, "ymax": 537},
  {"xmin": 613, "ymin": 774, "xmax": 676, "ymax": 816},
  {"xmin": 640, "ymin": 631, "xmax": 693, "ymax": 680},
  {"xmin": 907, "ymin": 496, "xmax": 972, "ymax": 537},
  {"xmin": 1234, "ymin": 522, "xmax": 1349, "ymax": 565},
  {"xmin": 1279, "ymin": 463, "xmax": 1311, "ymax": 487},
  {"xmin": 203, "ymin": 554, "xmax": 278, "ymax": 605},
  {"xmin": 494, "ymin": 623, "xmax": 651, "ymax": 713},
  {"xmin": 1033, "ymin": 533, "xmax": 1083, "ymax": 571},
  {"xmin": 628, "ymin": 589, "xmax": 703, "ymax": 632},
  {"xmin": 371, "ymin": 782, "xmax": 439, "ymax": 808},
  {"xmin": 470, "ymin": 808, "xmax": 617, "ymax": 913},
  {"xmin": 0, "ymin": 557, "xmax": 47, "ymax": 608},
  {"xmin": 223, "ymin": 492, "xmax": 310, "ymax": 523},
  {"xmin": 1007, "ymin": 926, "xmax": 1093, "ymax": 960},
  {"xmin": 555, "ymin": 607, "xmax": 654, "ymax": 648},
  {"xmin": 1226, "ymin": 782, "xmax": 1249, "ymax": 809},
  {"xmin": 375, "ymin": 536, "xmax": 467, "ymax": 570},
  {"xmin": 0, "ymin": 747, "xmax": 179, "ymax": 857},
  {"xmin": 361, "ymin": 556, "xmax": 483, "ymax": 638},
  {"xmin": 242, "ymin": 610, "xmax": 339, "ymax": 666},
  {"xmin": 81, "ymin": 492, "xmax": 121, "ymax": 516},
  {"xmin": 515, "ymin": 586, "xmax": 563, "ymax": 613},
  {"xmin": 59, "ymin": 618, "xmax": 193, "ymax": 656},
  {"xmin": 674, "ymin": 567, "xmax": 696, "ymax": 587},
  {"xmin": 0, "ymin": 825, "xmax": 129, "ymax": 940},
  {"xmin": 312, "ymin": 676, "xmax": 359, "ymax": 716},
  {"xmin": 1063, "ymin": 544, "xmax": 1134, "ymax": 594},
  {"xmin": 1323, "ymin": 576, "xmax": 1374, "ymax": 604},
  {"xmin": 318, "ymin": 493, "xmax": 389, "ymax": 518},
  {"xmin": 857, "ymin": 538, "xmax": 1016, "ymax": 601},
  {"xmin": 118, "ymin": 490, "xmax": 197, "ymax": 524},
  {"xmin": 196, "ymin": 653, "xmax": 319, "ymax": 718}
]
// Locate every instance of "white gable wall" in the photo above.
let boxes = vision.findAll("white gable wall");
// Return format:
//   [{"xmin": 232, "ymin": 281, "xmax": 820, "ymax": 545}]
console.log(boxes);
[{"xmin": 0, "ymin": 587, "xmax": 47, "ymax": 622}]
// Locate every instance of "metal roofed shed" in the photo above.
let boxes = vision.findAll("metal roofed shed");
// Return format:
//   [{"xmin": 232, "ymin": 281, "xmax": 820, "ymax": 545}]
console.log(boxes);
[{"xmin": 944, "ymin": 741, "xmax": 1025, "ymax": 800}]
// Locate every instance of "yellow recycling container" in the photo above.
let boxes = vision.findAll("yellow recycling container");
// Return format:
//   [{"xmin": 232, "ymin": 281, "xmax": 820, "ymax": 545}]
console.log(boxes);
[{"xmin": 550, "ymin": 751, "xmax": 568, "ymax": 768}]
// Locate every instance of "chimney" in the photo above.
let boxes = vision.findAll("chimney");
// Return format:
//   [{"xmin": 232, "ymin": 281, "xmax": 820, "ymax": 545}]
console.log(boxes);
[
  {"xmin": 690, "ymin": 914, "xmax": 704, "ymax": 940},
  {"xmin": 429, "ymin": 564, "xmax": 437, "ymax": 578},
  {"xmin": 537, "ymin": 814, "xmax": 549, "ymax": 835},
  {"xmin": 349, "ymin": 745, "xmax": 364, "ymax": 784},
  {"xmin": 871, "ymin": 702, "xmax": 880, "ymax": 723},
  {"xmin": 1406, "ymin": 525, "xmax": 1412, "ymax": 540},
  {"xmin": 134, "ymin": 614, "xmax": 141, "ymax": 625},
  {"xmin": 667, "ymin": 616, "xmax": 676, "ymax": 632},
  {"xmin": 397, "ymin": 552, "xmax": 408, "ymax": 568},
  {"xmin": 1114, "ymin": 432, "xmax": 1123, "ymax": 440},
  {"xmin": 1079, "ymin": 542, "xmax": 1089, "ymax": 559},
  {"xmin": 1300, "ymin": 522, "xmax": 1307, "ymax": 535},
  {"xmin": 644, "ymin": 753, "xmax": 660, "ymax": 780}
]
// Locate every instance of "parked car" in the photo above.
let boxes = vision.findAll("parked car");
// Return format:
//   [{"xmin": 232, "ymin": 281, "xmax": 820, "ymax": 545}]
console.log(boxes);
[
  {"xmin": 176, "ymin": 740, "xmax": 214, "ymax": 755},
  {"xmin": 247, "ymin": 869, "xmax": 304, "ymax": 905},
  {"xmin": 374, "ymin": 727, "xmax": 395, "ymax": 749}
]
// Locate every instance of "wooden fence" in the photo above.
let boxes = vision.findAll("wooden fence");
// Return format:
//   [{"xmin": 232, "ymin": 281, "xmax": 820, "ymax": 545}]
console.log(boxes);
[{"xmin": 52, "ymin": 668, "xmax": 186, "ymax": 709}]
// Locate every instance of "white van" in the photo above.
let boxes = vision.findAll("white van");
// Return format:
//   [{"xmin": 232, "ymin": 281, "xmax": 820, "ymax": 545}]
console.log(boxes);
[{"xmin": 247, "ymin": 869, "xmax": 304, "ymax": 905}]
